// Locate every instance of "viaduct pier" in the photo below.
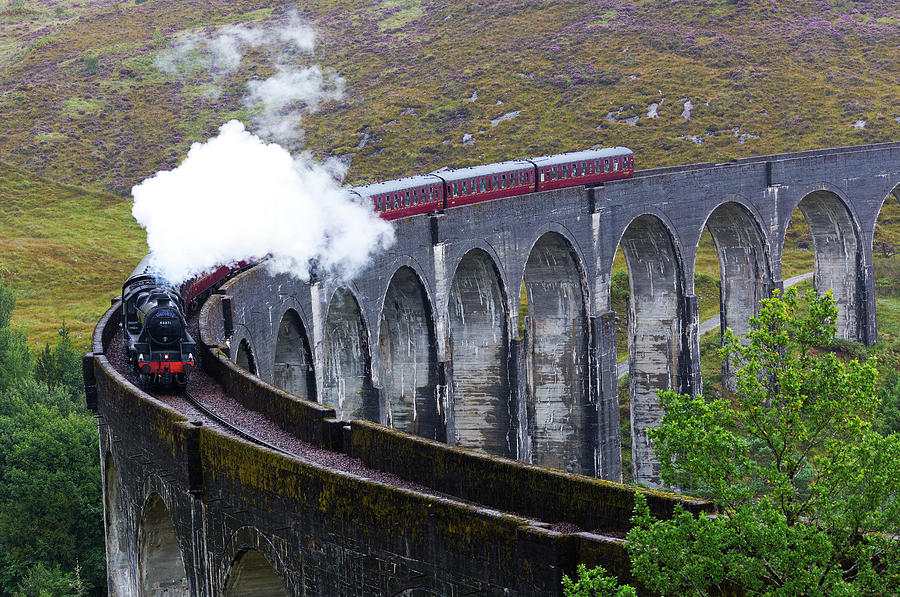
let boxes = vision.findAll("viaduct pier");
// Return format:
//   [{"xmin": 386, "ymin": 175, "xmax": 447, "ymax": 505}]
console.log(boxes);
[{"xmin": 86, "ymin": 142, "xmax": 900, "ymax": 594}]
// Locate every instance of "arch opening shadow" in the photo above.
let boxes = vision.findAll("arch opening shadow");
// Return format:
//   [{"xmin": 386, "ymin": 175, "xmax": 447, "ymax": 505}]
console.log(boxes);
[
  {"xmin": 617, "ymin": 215, "xmax": 684, "ymax": 486},
  {"xmin": 224, "ymin": 549, "xmax": 287, "ymax": 597},
  {"xmin": 139, "ymin": 494, "xmax": 188, "ymax": 596},
  {"xmin": 522, "ymin": 232, "xmax": 592, "ymax": 475},
  {"xmin": 323, "ymin": 289, "xmax": 377, "ymax": 420},
  {"xmin": 378, "ymin": 267, "xmax": 442, "ymax": 441},
  {"xmin": 704, "ymin": 203, "xmax": 771, "ymax": 388},
  {"xmin": 448, "ymin": 249, "xmax": 511, "ymax": 456},
  {"xmin": 274, "ymin": 309, "xmax": 317, "ymax": 401},
  {"xmin": 792, "ymin": 191, "xmax": 862, "ymax": 340},
  {"xmin": 235, "ymin": 339, "xmax": 257, "ymax": 375}
]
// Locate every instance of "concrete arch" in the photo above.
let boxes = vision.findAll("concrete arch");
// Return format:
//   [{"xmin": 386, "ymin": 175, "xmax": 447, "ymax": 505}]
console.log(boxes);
[
  {"xmin": 224, "ymin": 550, "xmax": 287, "ymax": 596},
  {"xmin": 323, "ymin": 288, "xmax": 377, "ymax": 421},
  {"xmin": 522, "ymin": 231, "xmax": 592, "ymax": 475},
  {"xmin": 444, "ymin": 239, "xmax": 512, "ymax": 306},
  {"xmin": 448, "ymin": 248, "xmax": 512, "ymax": 456},
  {"xmin": 235, "ymin": 338, "xmax": 257, "ymax": 376},
  {"xmin": 872, "ymin": 182, "xmax": 900, "ymax": 243},
  {"xmin": 274, "ymin": 309, "xmax": 317, "ymax": 401},
  {"xmin": 221, "ymin": 526, "xmax": 290, "ymax": 596},
  {"xmin": 701, "ymin": 201, "xmax": 772, "ymax": 338},
  {"xmin": 615, "ymin": 214, "xmax": 685, "ymax": 486},
  {"xmin": 139, "ymin": 493, "xmax": 189, "ymax": 596},
  {"xmin": 373, "ymin": 255, "xmax": 435, "ymax": 319},
  {"xmin": 788, "ymin": 188, "xmax": 863, "ymax": 340},
  {"xmin": 518, "ymin": 221, "xmax": 590, "ymax": 290},
  {"xmin": 378, "ymin": 266, "xmax": 443, "ymax": 441},
  {"xmin": 104, "ymin": 451, "xmax": 133, "ymax": 596}
]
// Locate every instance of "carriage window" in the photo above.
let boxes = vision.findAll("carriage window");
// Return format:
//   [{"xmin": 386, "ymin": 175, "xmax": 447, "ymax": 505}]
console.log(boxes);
[
  {"xmin": 552, "ymin": 166, "xmax": 558, "ymax": 180},
  {"xmin": 452, "ymin": 183, "xmax": 458, "ymax": 197},
  {"xmin": 613, "ymin": 159, "xmax": 619, "ymax": 171},
  {"xmin": 413, "ymin": 189, "xmax": 419, "ymax": 205},
  {"xmin": 492, "ymin": 176, "xmax": 498, "ymax": 189},
  {"xmin": 479, "ymin": 178, "xmax": 485, "ymax": 192},
  {"xmin": 604, "ymin": 159, "xmax": 610, "ymax": 171},
  {"xmin": 376, "ymin": 197, "xmax": 383, "ymax": 211},
  {"xmin": 500, "ymin": 174, "xmax": 506, "ymax": 189},
  {"xmin": 393, "ymin": 195, "xmax": 398, "ymax": 209}
]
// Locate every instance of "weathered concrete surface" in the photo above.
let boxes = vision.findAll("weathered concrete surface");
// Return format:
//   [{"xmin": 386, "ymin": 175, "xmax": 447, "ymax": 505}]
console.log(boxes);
[
  {"xmin": 448, "ymin": 249, "xmax": 511, "ymax": 456},
  {"xmin": 523, "ymin": 232, "xmax": 591, "ymax": 475},
  {"xmin": 273, "ymin": 310, "xmax": 316, "ymax": 402},
  {"xmin": 218, "ymin": 143, "xmax": 899, "ymax": 486},
  {"xmin": 321, "ymin": 288, "xmax": 375, "ymax": 421}
]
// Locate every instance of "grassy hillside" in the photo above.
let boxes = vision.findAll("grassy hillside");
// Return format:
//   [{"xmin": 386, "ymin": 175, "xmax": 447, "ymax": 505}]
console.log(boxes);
[
  {"xmin": 0, "ymin": 0, "xmax": 898, "ymax": 344},
  {"xmin": 0, "ymin": 161, "xmax": 145, "ymax": 344}
]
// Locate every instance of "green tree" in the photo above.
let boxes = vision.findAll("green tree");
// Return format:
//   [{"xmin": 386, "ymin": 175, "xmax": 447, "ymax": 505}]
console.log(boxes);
[
  {"xmin": 0, "ymin": 282, "xmax": 31, "ymax": 391},
  {"xmin": 624, "ymin": 290, "xmax": 900, "ymax": 595},
  {"xmin": 0, "ymin": 285, "xmax": 104, "ymax": 596},
  {"xmin": 34, "ymin": 323, "xmax": 84, "ymax": 401},
  {"xmin": 0, "ymin": 389, "xmax": 104, "ymax": 595},
  {"xmin": 562, "ymin": 564, "xmax": 637, "ymax": 597}
]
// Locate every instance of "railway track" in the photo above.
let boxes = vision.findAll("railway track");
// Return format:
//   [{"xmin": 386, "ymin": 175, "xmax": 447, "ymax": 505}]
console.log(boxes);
[{"xmin": 181, "ymin": 389, "xmax": 291, "ymax": 456}]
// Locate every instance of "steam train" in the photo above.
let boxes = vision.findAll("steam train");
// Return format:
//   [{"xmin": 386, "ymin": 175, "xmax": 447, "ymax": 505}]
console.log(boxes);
[
  {"xmin": 122, "ymin": 257, "xmax": 250, "ymax": 387},
  {"xmin": 350, "ymin": 146, "xmax": 634, "ymax": 221},
  {"xmin": 121, "ymin": 146, "xmax": 633, "ymax": 386}
]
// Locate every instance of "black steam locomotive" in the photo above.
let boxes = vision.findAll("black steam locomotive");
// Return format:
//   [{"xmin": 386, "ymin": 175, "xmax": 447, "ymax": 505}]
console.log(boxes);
[
  {"xmin": 122, "ymin": 256, "xmax": 255, "ymax": 388},
  {"xmin": 122, "ymin": 256, "xmax": 197, "ymax": 388}
]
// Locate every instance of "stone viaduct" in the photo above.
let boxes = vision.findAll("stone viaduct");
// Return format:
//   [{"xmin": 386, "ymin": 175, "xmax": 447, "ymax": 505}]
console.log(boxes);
[
  {"xmin": 223, "ymin": 142, "xmax": 899, "ymax": 484},
  {"xmin": 87, "ymin": 142, "xmax": 899, "ymax": 595}
]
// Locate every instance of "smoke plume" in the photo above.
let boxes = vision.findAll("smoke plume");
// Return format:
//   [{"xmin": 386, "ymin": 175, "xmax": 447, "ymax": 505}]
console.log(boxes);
[
  {"xmin": 155, "ymin": 9, "xmax": 342, "ymax": 144},
  {"xmin": 133, "ymin": 12, "xmax": 392, "ymax": 285},
  {"xmin": 132, "ymin": 121, "xmax": 393, "ymax": 284}
]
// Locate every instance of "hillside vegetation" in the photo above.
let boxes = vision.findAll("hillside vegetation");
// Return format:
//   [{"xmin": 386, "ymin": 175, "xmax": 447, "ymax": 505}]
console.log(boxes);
[{"xmin": 0, "ymin": 0, "xmax": 897, "ymax": 339}]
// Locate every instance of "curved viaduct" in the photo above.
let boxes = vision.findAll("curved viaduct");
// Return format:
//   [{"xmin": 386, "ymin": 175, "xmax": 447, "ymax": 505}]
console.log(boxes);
[
  {"xmin": 87, "ymin": 143, "xmax": 899, "ymax": 595},
  {"xmin": 223, "ymin": 142, "xmax": 899, "ymax": 484}
]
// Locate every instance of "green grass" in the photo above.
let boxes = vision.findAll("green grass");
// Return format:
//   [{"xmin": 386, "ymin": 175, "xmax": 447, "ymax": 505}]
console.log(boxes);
[{"xmin": 0, "ymin": 161, "xmax": 145, "ymax": 346}]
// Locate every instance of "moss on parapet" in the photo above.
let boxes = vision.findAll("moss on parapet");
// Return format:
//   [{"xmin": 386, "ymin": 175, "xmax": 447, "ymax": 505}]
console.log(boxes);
[{"xmin": 196, "ymin": 270, "xmax": 711, "ymax": 534}]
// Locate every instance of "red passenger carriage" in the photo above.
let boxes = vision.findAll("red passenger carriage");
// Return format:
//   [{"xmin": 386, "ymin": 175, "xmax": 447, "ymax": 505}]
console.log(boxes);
[{"xmin": 350, "ymin": 146, "xmax": 634, "ymax": 221}]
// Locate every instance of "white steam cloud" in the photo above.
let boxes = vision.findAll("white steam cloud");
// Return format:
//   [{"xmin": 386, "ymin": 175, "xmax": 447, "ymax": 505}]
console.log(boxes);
[
  {"xmin": 132, "ymin": 121, "xmax": 393, "ymax": 284},
  {"xmin": 155, "ymin": 9, "xmax": 341, "ymax": 144},
  {"xmin": 134, "ymin": 13, "xmax": 393, "ymax": 285}
]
